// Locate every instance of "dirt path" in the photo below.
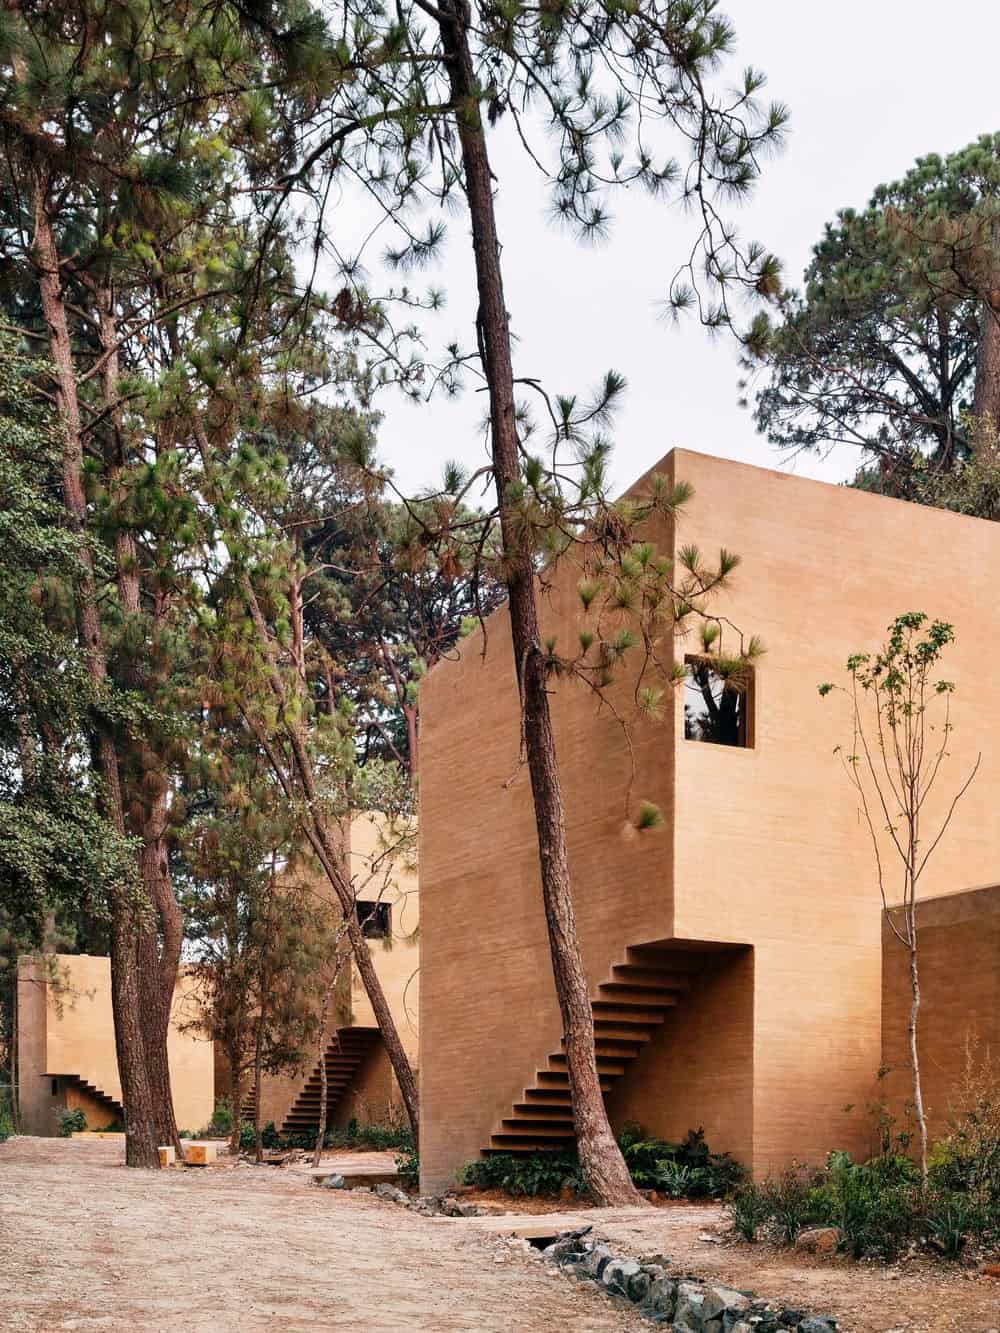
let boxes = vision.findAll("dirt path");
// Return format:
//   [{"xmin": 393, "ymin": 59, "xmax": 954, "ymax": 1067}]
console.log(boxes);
[{"xmin": 0, "ymin": 1138, "xmax": 642, "ymax": 1332}]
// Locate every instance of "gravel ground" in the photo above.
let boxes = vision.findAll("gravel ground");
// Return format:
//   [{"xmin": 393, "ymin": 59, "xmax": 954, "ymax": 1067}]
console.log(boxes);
[
  {"xmin": 0, "ymin": 1137, "xmax": 643, "ymax": 1332},
  {"xmin": 2, "ymin": 1137, "xmax": 999, "ymax": 1332}
]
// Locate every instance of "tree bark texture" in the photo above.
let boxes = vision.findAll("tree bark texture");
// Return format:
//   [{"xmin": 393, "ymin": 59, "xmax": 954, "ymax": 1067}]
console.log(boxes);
[
  {"xmin": 96, "ymin": 285, "xmax": 184, "ymax": 1154},
  {"xmin": 973, "ymin": 217, "xmax": 1000, "ymax": 452},
  {"xmin": 32, "ymin": 174, "xmax": 159, "ymax": 1168},
  {"xmin": 435, "ymin": 0, "xmax": 641, "ymax": 1207}
]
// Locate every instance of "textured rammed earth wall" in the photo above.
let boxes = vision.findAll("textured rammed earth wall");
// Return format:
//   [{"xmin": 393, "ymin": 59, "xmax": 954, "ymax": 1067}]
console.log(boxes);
[
  {"xmin": 882, "ymin": 886, "xmax": 1000, "ymax": 1143},
  {"xmin": 419, "ymin": 449, "xmax": 1000, "ymax": 1193},
  {"xmin": 17, "ymin": 953, "xmax": 214, "ymax": 1135},
  {"xmin": 252, "ymin": 813, "xmax": 420, "ymax": 1131}
]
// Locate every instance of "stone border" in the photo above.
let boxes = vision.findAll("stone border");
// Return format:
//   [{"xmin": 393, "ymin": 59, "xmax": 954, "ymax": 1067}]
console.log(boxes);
[{"xmin": 540, "ymin": 1230, "xmax": 838, "ymax": 1332}]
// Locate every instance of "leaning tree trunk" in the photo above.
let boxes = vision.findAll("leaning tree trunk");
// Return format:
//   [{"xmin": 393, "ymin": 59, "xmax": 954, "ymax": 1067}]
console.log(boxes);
[
  {"xmin": 240, "ymin": 586, "xmax": 421, "ymax": 1145},
  {"xmin": 436, "ymin": 0, "xmax": 641, "ymax": 1207},
  {"xmin": 32, "ymin": 174, "xmax": 159, "ymax": 1168}
]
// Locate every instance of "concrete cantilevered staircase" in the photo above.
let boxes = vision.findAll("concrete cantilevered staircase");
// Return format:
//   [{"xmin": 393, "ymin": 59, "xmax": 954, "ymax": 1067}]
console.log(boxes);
[
  {"xmin": 58, "ymin": 1073, "xmax": 124, "ymax": 1125},
  {"xmin": 483, "ymin": 942, "xmax": 696, "ymax": 1155},
  {"xmin": 274, "ymin": 1026, "xmax": 379, "ymax": 1137}
]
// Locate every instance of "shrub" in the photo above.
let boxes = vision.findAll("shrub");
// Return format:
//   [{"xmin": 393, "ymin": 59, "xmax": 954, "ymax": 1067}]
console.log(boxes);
[
  {"xmin": 461, "ymin": 1151, "xmax": 584, "ymax": 1197},
  {"xmin": 56, "ymin": 1108, "xmax": 87, "ymax": 1137},
  {"xmin": 621, "ymin": 1126, "xmax": 746, "ymax": 1198},
  {"xmin": 238, "ymin": 1119, "xmax": 280, "ymax": 1151},
  {"xmin": 206, "ymin": 1097, "xmax": 233, "ymax": 1137},
  {"xmin": 729, "ymin": 1182, "xmax": 771, "ymax": 1242},
  {"xmin": 761, "ymin": 1166, "xmax": 818, "ymax": 1244},
  {"xmin": 930, "ymin": 1043, "xmax": 1000, "ymax": 1213},
  {"xmin": 809, "ymin": 1153, "xmax": 919, "ymax": 1259},
  {"xmin": 396, "ymin": 1148, "xmax": 419, "ymax": 1189},
  {"xmin": 0, "ymin": 1088, "xmax": 16, "ymax": 1142},
  {"xmin": 925, "ymin": 1192, "xmax": 981, "ymax": 1259}
]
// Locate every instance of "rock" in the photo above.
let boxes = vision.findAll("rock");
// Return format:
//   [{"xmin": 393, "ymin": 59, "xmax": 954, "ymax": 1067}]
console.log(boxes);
[
  {"xmin": 642, "ymin": 1276, "xmax": 676, "ymax": 1320},
  {"xmin": 602, "ymin": 1259, "xmax": 641, "ymax": 1295},
  {"xmin": 627, "ymin": 1269, "xmax": 651, "ymax": 1303},
  {"xmin": 702, "ymin": 1284, "xmax": 751, "ymax": 1320},
  {"xmin": 778, "ymin": 1311, "xmax": 804, "ymax": 1328},
  {"xmin": 580, "ymin": 1245, "xmax": 614, "ymax": 1278},
  {"xmin": 794, "ymin": 1228, "xmax": 842, "ymax": 1256},
  {"xmin": 374, "ymin": 1183, "xmax": 410, "ymax": 1205},
  {"xmin": 455, "ymin": 1202, "xmax": 481, "ymax": 1217},
  {"xmin": 674, "ymin": 1280, "xmax": 708, "ymax": 1328},
  {"xmin": 797, "ymin": 1320, "xmax": 837, "ymax": 1333},
  {"xmin": 698, "ymin": 1231, "xmax": 723, "ymax": 1244},
  {"xmin": 319, "ymin": 1173, "xmax": 346, "ymax": 1189}
]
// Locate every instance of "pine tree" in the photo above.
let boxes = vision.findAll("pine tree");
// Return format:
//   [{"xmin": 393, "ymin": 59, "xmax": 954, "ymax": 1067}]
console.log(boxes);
[
  {"xmin": 234, "ymin": 0, "xmax": 784, "ymax": 1203},
  {"xmin": 753, "ymin": 133, "xmax": 1000, "ymax": 485}
]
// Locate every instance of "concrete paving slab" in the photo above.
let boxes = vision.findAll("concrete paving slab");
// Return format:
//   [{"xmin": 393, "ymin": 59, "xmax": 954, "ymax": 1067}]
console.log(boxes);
[{"xmin": 452, "ymin": 1207, "xmax": 652, "ymax": 1238}]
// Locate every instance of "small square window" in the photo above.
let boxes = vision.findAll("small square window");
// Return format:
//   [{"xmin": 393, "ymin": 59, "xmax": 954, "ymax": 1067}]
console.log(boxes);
[
  {"xmin": 357, "ymin": 900, "xmax": 391, "ymax": 940},
  {"xmin": 683, "ymin": 655, "xmax": 754, "ymax": 748}
]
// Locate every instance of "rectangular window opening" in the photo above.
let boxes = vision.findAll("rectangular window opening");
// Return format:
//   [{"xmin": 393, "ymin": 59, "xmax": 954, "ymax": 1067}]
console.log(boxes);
[
  {"xmin": 683, "ymin": 654, "xmax": 754, "ymax": 749},
  {"xmin": 357, "ymin": 900, "xmax": 391, "ymax": 940}
]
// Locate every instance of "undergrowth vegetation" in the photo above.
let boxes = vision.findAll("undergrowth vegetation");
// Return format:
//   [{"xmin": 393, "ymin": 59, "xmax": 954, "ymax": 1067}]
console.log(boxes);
[
  {"xmin": 460, "ymin": 1126, "xmax": 743, "ymax": 1200},
  {"xmin": 730, "ymin": 1054, "xmax": 1000, "ymax": 1261},
  {"xmin": 236, "ymin": 1117, "xmax": 415, "ymax": 1155}
]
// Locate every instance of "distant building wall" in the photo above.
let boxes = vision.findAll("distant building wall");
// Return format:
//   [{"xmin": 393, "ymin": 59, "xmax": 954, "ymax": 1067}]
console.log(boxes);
[
  {"xmin": 882, "ymin": 885, "xmax": 1000, "ymax": 1144},
  {"xmin": 17, "ymin": 953, "xmax": 214, "ymax": 1136}
]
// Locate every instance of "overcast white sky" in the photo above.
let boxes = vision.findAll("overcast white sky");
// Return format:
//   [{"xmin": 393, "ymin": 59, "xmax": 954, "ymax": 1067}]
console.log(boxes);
[{"xmin": 358, "ymin": 0, "xmax": 1000, "ymax": 498}]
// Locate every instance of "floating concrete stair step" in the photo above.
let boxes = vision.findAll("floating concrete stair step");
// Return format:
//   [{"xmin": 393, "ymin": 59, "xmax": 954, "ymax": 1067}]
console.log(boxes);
[
  {"xmin": 499, "ymin": 1119, "xmax": 576, "ymax": 1136},
  {"xmin": 549, "ymin": 1054, "xmax": 627, "ymax": 1075},
  {"xmin": 511, "ymin": 1103, "xmax": 574, "ymax": 1120},
  {"xmin": 609, "ymin": 965, "xmax": 692, "ymax": 989},
  {"xmin": 600, "ymin": 983, "xmax": 682, "ymax": 1005},
  {"xmin": 590, "ymin": 1003, "xmax": 667, "ymax": 1025},
  {"xmin": 488, "ymin": 1135, "xmax": 577, "ymax": 1151},
  {"xmin": 535, "ymin": 1070, "xmax": 613, "ymax": 1090},
  {"xmin": 588, "ymin": 1025, "xmax": 653, "ymax": 1043}
]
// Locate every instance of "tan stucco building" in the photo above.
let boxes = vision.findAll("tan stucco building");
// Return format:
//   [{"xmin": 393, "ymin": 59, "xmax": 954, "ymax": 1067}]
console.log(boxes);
[
  {"xmin": 418, "ymin": 449, "xmax": 1000, "ymax": 1194},
  {"xmin": 16, "ymin": 953, "xmax": 214, "ymax": 1135},
  {"xmin": 243, "ymin": 811, "xmax": 420, "ymax": 1135}
]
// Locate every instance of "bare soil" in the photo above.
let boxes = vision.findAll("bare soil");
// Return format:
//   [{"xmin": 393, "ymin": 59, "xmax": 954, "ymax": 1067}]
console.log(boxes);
[
  {"xmin": 0, "ymin": 1137, "xmax": 642, "ymax": 1332},
  {"xmin": 2, "ymin": 1138, "xmax": 998, "ymax": 1332}
]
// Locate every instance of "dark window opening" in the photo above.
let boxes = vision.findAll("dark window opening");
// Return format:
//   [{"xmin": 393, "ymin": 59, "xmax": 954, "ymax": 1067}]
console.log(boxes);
[
  {"xmin": 51, "ymin": 1078, "xmax": 59, "ymax": 1097},
  {"xmin": 683, "ymin": 655, "xmax": 754, "ymax": 748},
  {"xmin": 357, "ymin": 900, "xmax": 391, "ymax": 940}
]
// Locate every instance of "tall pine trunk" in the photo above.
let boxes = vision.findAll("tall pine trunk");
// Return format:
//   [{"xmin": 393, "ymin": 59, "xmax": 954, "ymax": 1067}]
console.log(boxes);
[
  {"xmin": 32, "ymin": 173, "xmax": 159, "ymax": 1168},
  {"xmin": 973, "ymin": 217, "xmax": 1000, "ymax": 452},
  {"xmin": 96, "ymin": 285, "xmax": 184, "ymax": 1155},
  {"xmin": 436, "ymin": 0, "xmax": 641, "ymax": 1207}
]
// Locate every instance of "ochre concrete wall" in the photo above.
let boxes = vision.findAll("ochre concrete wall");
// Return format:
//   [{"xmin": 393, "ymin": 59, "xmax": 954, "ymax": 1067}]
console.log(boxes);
[
  {"xmin": 251, "ymin": 813, "xmax": 419, "ymax": 1130},
  {"xmin": 419, "ymin": 448, "xmax": 1000, "ymax": 1192},
  {"xmin": 882, "ymin": 885, "xmax": 1000, "ymax": 1144},
  {"xmin": 347, "ymin": 813, "xmax": 420, "ymax": 1070},
  {"xmin": 17, "ymin": 953, "xmax": 214, "ymax": 1135}
]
